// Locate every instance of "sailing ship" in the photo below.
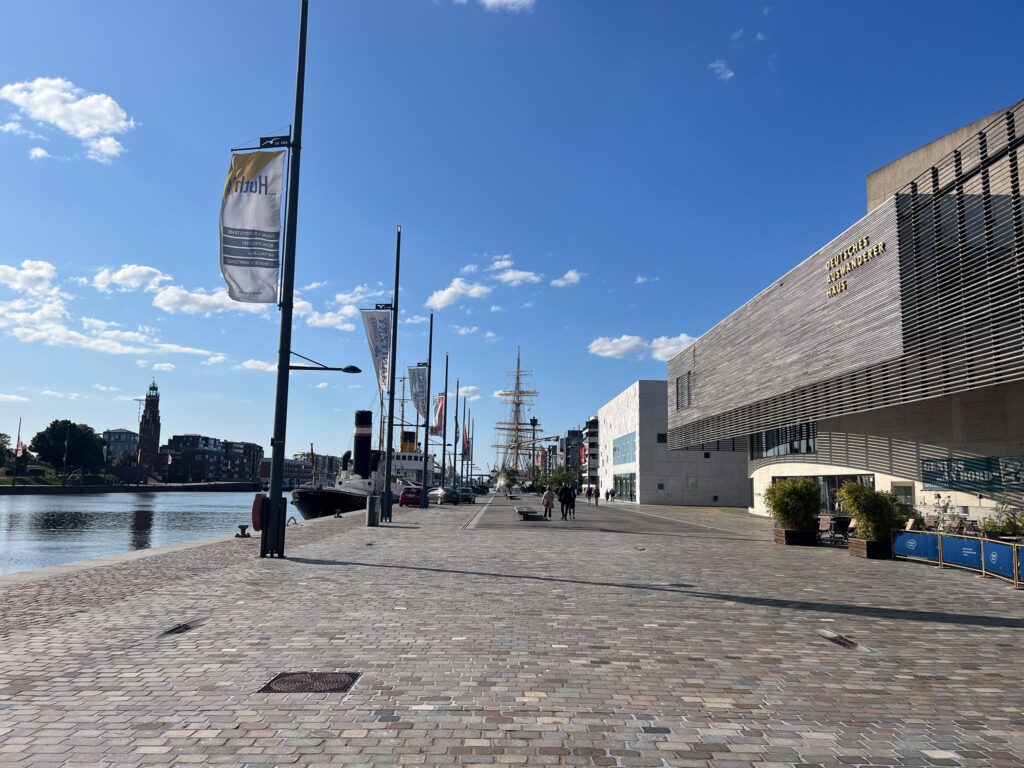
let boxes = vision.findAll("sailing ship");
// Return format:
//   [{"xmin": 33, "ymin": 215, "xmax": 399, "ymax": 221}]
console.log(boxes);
[{"xmin": 493, "ymin": 347, "xmax": 542, "ymax": 488}]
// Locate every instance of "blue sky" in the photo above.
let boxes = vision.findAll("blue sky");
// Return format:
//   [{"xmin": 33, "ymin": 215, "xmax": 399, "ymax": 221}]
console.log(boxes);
[{"xmin": 2, "ymin": 0, "xmax": 1023, "ymax": 473}]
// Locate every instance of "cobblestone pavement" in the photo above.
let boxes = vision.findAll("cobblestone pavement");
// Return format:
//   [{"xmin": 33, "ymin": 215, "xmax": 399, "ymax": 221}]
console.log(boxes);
[{"xmin": 1, "ymin": 494, "xmax": 1023, "ymax": 767}]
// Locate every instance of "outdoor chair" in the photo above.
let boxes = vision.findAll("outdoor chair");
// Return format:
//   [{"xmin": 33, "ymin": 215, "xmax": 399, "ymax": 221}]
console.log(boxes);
[
  {"xmin": 830, "ymin": 516, "xmax": 851, "ymax": 545},
  {"xmin": 925, "ymin": 514, "xmax": 939, "ymax": 531},
  {"xmin": 965, "ymin": 519, "xmax": 980, "ymax": 535},
  {"xmin": 816, "ymin": 515, "xmax": 833, "ymax": 545}
]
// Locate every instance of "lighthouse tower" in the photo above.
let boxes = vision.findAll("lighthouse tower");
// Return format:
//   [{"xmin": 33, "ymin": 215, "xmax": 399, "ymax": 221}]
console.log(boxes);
[{"xmin": 138, "ymin": 380, "xmax": 162, "ymax": 477}]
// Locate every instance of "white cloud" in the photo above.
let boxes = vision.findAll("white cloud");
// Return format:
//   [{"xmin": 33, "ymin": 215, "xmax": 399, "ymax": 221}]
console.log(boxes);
[
  {"xmin": 333, "ymin": 283, "xmax": 389, "ymax": 305},
  {"xmin": 587, "ymin": 335, "xmax": 648, "ymax": 359},
  {"xmin": 93, "ymin": 264, "xmax": 171, "ymax": 293},
  {"xmin": 236, "ymin": 359, "xmax": 277, "ymax": 372},
  {"xmin": 458, "ymin": 385, "xmax": 482, "ymax": 402},
  {"xmin": 486, "ymin": 255, "xmax": 514, "ymax": 271},
  {"xmin": 202, "ymin": 354, "xmax": 227, "ymax": 365},
  {"xmin": 490, "ymin": 305, "xmax": 503, "ymax": 312},
  {"xmin": 316, "ymin": 382, "xmax": 328, "ymax": 389},
  {"xmin": 1, "ymin": 120, "xmax": 38, "ymax": 137},
  {"xmin": 347, "ymin": 384, "xmax": 362, "ymax": 389},
  {"xmin": 521, "ymin": 301, "xmax": 533, "ymax": 308},
  {"xmin": 301, "ymin": 281, "xmax": 327, "ymax": 291},
  {"xmin": 152, "ymin": 285, "xmax": 268, "ymax": 315},
  {"xmin": 480, "ymin": 0, "xmax": 534, "ymax": 10},
  {"xmin": 649, "ymin": 333, "xmax": 696, "ymax": 361},
  {"xmin": 460, "ymin": 264, "xmax": 478, "ymax": 274},
  {"xmin": 82, "ymin": 317, "xmax": 118, "ymax": 331},
  {"xmin": 42, "ymin": 390, "xmax": 81, "ymax": 399},
  {"xmin": 587, "ymin": 332, "xmax": 696, "ymax": 361},
  {"xmin": 709, "ymin": 60, "xmax": 735, "ymax": 81},
  {"xmin": 28, "ymin": 147, "xmax": 50, "ymax": 160},
  {"xmin": 484, "ymin": 331, "xmax": 501, "ymax": 342},
  {"xmin": 635, "ymin": 275, "xmax": 649, "ymax": 284},
  {"xmin": 425, "ymin": 277, "xmax": 492, "ymax": 310},
  {"xmin": 756, "ymin": 32, "xmax": 766, "ymax": 41},
  {"xmin": 492, "ymin": 389, "xmax": 506, "ymax": 399},
  {"xmin": 763, "ymin": 6, "xmax": 772, "ymax": 14},
  {"xmin": 494, "ymin": 268, "xmax": 541, "ymax": 287},
  {"xmin": 152, "ymin": 363, "xmax": 175, "ymax": 372},
  {"xmin": 0, "ymin": 77, "xmax": 135, "ymax": 163},
  {"xmin": 93, "ymin": 384, "xmax": 119, "ymax": 391},
  {"xmin": 402, "ymin": 314, "xmax": 429, "ymax": 324},
  {"xmin": 731, "ymin": 28, "xmax": 744, "ymax": 40},
  {"xmin": 0, "ymin": 259, "xmax": 59, "ymax": 296},
  {"xmin": 135, "ymin": 360, "xmax": 148, "ymax": 368},
  {"xmin": 294, "ymin": 298, "xmax": 357, "ymax": 331},
  {"xmin": 454, "ymin": 325, "xmax": 478, "ymax": 335},
  {"xmin": 0, "ymin": 393, "xmax": 29, "ymax": 402},
  {"xmin": 550, "ymin": 269, "xmax": 583, "ymax": 287},
  {"xmin": 152, "ymin": 342, "xmax": 211, "ymax": 355}
]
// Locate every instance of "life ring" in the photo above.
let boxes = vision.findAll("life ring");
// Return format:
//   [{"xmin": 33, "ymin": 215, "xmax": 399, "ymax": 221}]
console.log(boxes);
[{"xmin": 251, "ymin": 493, "xmax": 267, "ymax": 532}]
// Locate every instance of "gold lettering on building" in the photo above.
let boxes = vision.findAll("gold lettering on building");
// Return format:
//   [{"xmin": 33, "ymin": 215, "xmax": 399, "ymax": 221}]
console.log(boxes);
[{"xmin": 825, "ymin": 236, "xmax": 885, "ymax": 298}]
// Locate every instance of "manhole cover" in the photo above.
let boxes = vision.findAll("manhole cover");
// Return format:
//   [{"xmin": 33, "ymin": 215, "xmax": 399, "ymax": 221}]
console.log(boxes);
[{"xmin": 259, "ymin": 671, "xmax": 360, "ymax": 693}]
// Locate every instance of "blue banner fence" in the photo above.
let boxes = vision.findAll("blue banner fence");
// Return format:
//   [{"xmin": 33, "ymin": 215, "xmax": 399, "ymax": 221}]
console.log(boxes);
[{"xmin": 891, "ymin": 530, "xmax": 1022, "ymax": 588}]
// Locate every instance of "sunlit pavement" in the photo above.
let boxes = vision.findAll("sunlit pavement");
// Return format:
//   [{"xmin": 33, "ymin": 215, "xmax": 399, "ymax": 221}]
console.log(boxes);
[{"xmin": 1, "ymin": 492, "xmax": 1023, "ymax": 767}]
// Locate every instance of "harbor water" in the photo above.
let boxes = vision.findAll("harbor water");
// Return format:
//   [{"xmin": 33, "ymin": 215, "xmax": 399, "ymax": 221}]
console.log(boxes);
[{"xmin": 0, "ymin": 491, "xmax": 275, "ymax": 576}]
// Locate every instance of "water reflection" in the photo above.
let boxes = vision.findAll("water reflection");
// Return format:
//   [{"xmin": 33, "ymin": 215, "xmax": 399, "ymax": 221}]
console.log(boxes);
[
  {"xmin": 0, "ymin": 492, "xmax": 261, "ymax": 576},
  {"xmin": 130, "ymin": 508, "xmax": 154, "ymax": 550}
]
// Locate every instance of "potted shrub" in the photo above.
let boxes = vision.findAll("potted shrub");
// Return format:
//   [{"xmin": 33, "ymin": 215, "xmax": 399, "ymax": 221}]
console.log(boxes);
[
  {"xmin": 764, "ymin": 476, "xmax": 820, "ymax": 546},
  {"xmin": 836, "ymin": 482, "xmax": 902, "ymax": 558},
  {"xmin": 980, "ymin": 495, "xmax": 1024, "ymax": 539}
]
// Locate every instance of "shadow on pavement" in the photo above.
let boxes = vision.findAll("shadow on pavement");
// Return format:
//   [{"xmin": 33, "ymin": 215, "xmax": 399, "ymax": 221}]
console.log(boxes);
[{"xmin": 284, "ymin": 558, "xmax": 1024, "ymax": 628}]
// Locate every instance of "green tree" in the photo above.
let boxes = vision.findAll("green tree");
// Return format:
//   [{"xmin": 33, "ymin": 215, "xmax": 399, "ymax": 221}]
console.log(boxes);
[
  {"xmin": 30, "ymin": 420, "xmax": 106, "ymax": 474},
  {"xmin": 0, "ymin": 433, "xmax": 11, "ymax": 468}
]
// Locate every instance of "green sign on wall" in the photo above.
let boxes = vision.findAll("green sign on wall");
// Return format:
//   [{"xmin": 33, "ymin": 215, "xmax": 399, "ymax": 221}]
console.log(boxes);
[{"xmin": 922, "ymin": 456, "xmax": 1024, "ymax": 493}]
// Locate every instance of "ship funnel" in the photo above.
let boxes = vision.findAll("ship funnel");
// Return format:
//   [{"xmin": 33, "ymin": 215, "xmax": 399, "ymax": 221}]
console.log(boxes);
[{"xmin": 353, "ymin": 410, "xmax": 373, "ymax": 478}]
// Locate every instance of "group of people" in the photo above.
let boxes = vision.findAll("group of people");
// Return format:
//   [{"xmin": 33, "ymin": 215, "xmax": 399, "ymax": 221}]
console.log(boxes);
[
  {"xmin": 541, "ymin": 484, "xmax": 577, "ymax": 520},
  {"xmin": 540, "ymin": 484, "xmax": 617, "ymax": 520}
]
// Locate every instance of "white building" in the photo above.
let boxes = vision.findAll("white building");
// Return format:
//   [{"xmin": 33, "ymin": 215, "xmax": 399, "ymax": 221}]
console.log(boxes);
[
  {"xmin": 598, "ymin": 380, "xmax": 750, "ymax": 506},
  {"xmin": 103, "ymin": 428, "xmax": 138, "ymax": 462}
]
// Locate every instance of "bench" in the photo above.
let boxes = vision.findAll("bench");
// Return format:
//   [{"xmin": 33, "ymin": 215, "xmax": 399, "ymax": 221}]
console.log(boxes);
[{"xmin": 515, "ymin": 507, "xmax": 535, "ymax": 520}]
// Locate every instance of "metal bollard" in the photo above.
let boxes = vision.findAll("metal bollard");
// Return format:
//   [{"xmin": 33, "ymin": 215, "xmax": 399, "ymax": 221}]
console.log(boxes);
[{"xmin": 366, "ymin": 494, "xmax": 380, "ymax": 527}]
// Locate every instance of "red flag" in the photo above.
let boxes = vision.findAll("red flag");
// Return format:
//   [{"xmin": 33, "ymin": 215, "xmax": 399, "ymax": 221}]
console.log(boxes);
[
  {"xmin": 16, "ymin": 440, "xmax": 23, "ymax": 458},
  {"xmin": 461, "ymin": 423, "xmax": 470, "ymax": 458}
]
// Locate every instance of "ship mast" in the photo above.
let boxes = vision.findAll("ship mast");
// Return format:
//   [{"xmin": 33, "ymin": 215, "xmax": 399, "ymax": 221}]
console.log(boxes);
[{"xmin": 493, "ymin": 346, "xmax": 540, "ymax": 484}]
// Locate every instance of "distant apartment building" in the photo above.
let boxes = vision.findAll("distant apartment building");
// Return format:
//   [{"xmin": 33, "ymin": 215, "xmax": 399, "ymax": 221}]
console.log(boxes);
[
  {"xmin": 581, "ymin": 417, "xmax": 599, "ymax": 491},
  {"xmin": 161, "ymin": 434, "xmax": 263, "ymax": 483},
  {"xmin": 103, "ymin": 428, "xmax": 138, "ymax": 463},
  {"xmin": 260, "ymin": 457, "xmax": 313, "ymax": 489}
]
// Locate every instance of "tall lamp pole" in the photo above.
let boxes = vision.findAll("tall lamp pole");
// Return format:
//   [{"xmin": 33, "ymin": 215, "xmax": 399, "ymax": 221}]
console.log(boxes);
[
  {"xmin": 380, "ymin": 226, "xmax": 402, "ymax": 522},
  {"xmin": 419, "ymin": 312, "xmax": 433, "ymax": 508},
  {"xmin": 529, "ymin": 416, "xmax": 537, "ymax": 486}
]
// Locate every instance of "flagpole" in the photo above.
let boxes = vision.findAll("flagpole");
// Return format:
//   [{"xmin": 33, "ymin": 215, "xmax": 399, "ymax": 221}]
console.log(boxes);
[
  {"xmin": 381, "ymin": 225, "xmax": 402, "ymax": 522},
  {"xmin": 441, "ymin": 354, "xmax": 448, "ymax": 489},
  {"xmin": 420, "ymin": 312, "xmax": 433, "ymax": 508},
  {"xmin": 12, "ymin": 417, "xmax": 21, "ymax": 488},
  {"xmin": 262, "ymin": 0, "xmax": 308, "ymax": 558},
  {"xmin": 452, "ymin": 379, "xmax": 459, "ymax": 486}
]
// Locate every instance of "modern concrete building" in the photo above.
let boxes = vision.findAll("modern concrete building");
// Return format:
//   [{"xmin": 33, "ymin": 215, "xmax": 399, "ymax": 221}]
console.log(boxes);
[
  {"xmin": 668, "ymin": 101, "xmax": 1024, "ymax": 518},
  {"xmin": 581, "ymin": 417, "xmax": 599, "ymax": 491},
  {"xmin": 598, "ymin": 380, "xmax": 749, "ymax": 506}
]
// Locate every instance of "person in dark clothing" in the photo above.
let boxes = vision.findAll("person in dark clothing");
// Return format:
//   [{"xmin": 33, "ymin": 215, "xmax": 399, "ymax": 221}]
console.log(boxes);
[
  {"xmin": 558, "ymin": 485, "xmax": 570, "ymax": 520},
  {"xmin": 568, "ymin": 487, "xmax": 576, "ymax": 519}
]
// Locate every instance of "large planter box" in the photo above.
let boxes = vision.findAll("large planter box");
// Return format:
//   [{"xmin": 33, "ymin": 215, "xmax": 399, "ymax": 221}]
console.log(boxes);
[
  {"xmin": 849, "ymin": 537, "xmax": 891, "ymax": 559},
  {"xmin": 774, "ymin": 528, "xmax": 817, "ymax": 546}
]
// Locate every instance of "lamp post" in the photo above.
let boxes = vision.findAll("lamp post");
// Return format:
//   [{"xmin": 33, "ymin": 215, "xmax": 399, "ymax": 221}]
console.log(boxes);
[{"xmin": 529, "ymin": 416, "xmax": 537, "ymax": 488}]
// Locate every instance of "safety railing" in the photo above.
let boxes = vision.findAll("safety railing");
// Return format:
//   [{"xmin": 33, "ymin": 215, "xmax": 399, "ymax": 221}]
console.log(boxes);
[{"xmin": 891, "ymin": 530, "xmax": 1021, "ymax": 588}]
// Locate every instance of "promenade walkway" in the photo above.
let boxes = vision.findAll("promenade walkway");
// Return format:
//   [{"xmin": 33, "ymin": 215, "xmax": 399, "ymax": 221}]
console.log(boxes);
[{"xmin": 1, "ymin": 494, "xmax": 1023, "ymax": 767}]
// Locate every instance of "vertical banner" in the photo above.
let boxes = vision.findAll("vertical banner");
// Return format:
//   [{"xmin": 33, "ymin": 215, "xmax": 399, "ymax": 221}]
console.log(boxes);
[
  {"xmin": 462, "ymin": 423, "xmax": 470, "ymax": 458},
  {"xmin": 579, "ymin": 443, "xmax": 586, "ymax": 465},
  {"xmin": 219, "ymin": 150, "xmax": 286, "ymax": 303},
  {"xmin": 430, "ymin": 394, "xmax": 444, "ymax": 436},
  {"xmin": 408, "ymin": 366, "xmax": 428, "ymax": 421},
  {"xmin": 361, "ymin": 310, "xmax": 392, "ymax": 392}
]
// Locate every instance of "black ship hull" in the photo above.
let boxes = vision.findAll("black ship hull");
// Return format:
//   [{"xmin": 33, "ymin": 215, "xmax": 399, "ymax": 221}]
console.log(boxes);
[{"xmin": 290, "ymin": 487, "xmax": 368, "ymax": 520}]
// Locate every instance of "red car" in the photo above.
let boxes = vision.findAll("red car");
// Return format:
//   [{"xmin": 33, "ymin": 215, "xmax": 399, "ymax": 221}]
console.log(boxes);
[{"xmin": 398, "ymin": 486, "xmax": 423, "ymax": 507}]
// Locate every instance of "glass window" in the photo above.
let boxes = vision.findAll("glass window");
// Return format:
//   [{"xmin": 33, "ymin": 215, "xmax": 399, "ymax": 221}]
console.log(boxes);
[
  {"xmin": 675, "ymin": 372, "xmax": 691, "ymax": 410},
  {"xmin": 612, "ymin": 433, "xmax": 636, "ymax": 465},
  {"xmin": 657, "ymin": 433, "xmax": 667, "ymax": 443}
]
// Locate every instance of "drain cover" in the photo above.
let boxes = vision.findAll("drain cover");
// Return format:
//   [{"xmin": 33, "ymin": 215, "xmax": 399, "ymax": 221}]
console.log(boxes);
[
  {"xmin": 815, "ymin": 628, "xmax": 863, "ymax": 650},
  {"xmin": 259, "ymin": 671, "xmax": 360, "ymax": 693}
]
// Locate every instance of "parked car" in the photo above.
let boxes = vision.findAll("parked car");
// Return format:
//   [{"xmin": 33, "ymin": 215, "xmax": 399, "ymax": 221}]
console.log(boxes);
[
  {"xmin": 398, "ymin": 486, "xmax": 423, "ymax": 507},
  {"xmin": 456, "ymin": 487, "xmax": 476, "ymax": 504},
  {"xmin": 472, "ymin": 485, "xmax": 489, "ymax": 496},
  {"xmin": 428, "ymin": 486, "xmax": 459, "ymax": 505}
]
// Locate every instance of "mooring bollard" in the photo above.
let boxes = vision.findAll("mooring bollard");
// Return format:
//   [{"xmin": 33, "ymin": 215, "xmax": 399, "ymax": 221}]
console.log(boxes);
[{"xmin": 236, "ymin": 524, "xmax": 251, "ymax": 538}]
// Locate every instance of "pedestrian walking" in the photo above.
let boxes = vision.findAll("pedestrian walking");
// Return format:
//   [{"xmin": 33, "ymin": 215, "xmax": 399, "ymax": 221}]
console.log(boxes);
[
  {"xmin": 594, "ymin": 487, "xmax": 599, "ymax": 506},
  {"xmin": 604, "ymin": 489, "xmax": 609, "ymax": 502},
  {"xmin": 558, "ymin": 484, "xmax": 570, "ymax": 520},
  {"xmin": 610, "ymin": 488, "xmax": 616, "ymax": 502},
  {"xmin": 542, "ymin": 486, "xmax": 554, "ymax": 518},
  {"xmin": 568, "ymin": 486, "xmax": 576, "ymax": 519},
  {"xmin": 586, "ymin": 487, "xmax": 593, "ymax": 505}
]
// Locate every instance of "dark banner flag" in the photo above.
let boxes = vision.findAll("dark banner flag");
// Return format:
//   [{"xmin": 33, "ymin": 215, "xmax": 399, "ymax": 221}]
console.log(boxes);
[{"xmin": 430, "ymin": 394, "xmax": 444, "ymax": 436}]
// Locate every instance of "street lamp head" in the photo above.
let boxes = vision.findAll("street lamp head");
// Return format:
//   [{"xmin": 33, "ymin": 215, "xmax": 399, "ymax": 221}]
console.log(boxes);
[{"xmin": 341, "ymin": 365, "xmax": 362, "ymax": 374}]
